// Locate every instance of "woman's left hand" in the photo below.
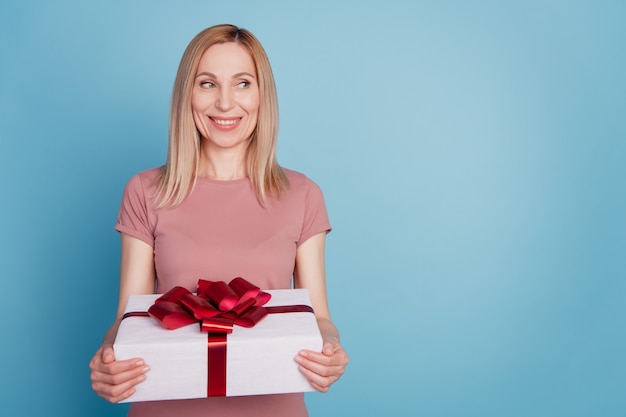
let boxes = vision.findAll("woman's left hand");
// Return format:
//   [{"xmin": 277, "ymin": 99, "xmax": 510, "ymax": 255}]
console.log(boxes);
[{"xmin": 295, "ymin": 336, "xmax": 349, "ymax": 392}]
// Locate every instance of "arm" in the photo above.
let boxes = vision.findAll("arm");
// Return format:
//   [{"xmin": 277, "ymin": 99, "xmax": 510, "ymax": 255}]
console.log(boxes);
[
  {"xmin": 89, "ymin": 234, "xmax": 156, "ymax": 403},
  {"xmin": 293, "ymin": 232, "xmax": 349, "ymax": 392}
]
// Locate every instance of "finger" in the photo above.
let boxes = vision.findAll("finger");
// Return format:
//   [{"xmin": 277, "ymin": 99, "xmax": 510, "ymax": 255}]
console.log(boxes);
[
  {"xmin": 92, "ymin": 371, "xmax": 146, "ymax": 403},
  {"xmin": 298, "ymin": 348, "xmax": 348, "ymax": 368},
  {"xmin": 297, "ymin": 350, "xmax": 332, "ymax": 366},
  {"xmin": 93, "ymin": 346, "xmax": 146, "ymax": 373},
  {"xmin": 101, "ymin": 344, "xmax": 116, "ymax": 364},
  {"xmin": 321, "ymin": 345, "xmax": 349, "ymax": 367},
  {"xmin": 309, "ymin": 381, "xmax": 331, "ymax": 393},
  {"xmin": 296, "ymin": 361, "xmax": 336, "ymax": 392},
  {"xmin": 90, "ymin": 362, "xmax": 149, "ymax": 402},
  {"xmin": 295, "ymin": 351, "xmax": 344, "ymax": 378},
  {"xmin": 93, "ymin": 360, "xmax": 149, "ymax": 385},
  {"xmin": 322, "ymin": 341, "xmax": 338, "ymax": 356},
  {"xmin": 307, "ymin": 379, "xmax": 331, "ymax": 393},
  {"xmin": 90, "ymin": 346, "xmax": 144, "ymax": 376}
]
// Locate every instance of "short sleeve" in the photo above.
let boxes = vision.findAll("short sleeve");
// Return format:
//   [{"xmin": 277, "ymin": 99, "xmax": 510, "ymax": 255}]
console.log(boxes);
[
  {"xmin": 114, "ymin": 173, "xmax": 155, "ymax": 247},
  {"xmin": 297, "ymin": 178, "xmax": 332, "ymax": 246}
]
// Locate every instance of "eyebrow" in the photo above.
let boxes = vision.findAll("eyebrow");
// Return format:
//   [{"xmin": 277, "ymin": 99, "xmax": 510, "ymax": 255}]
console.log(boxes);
[{"xmin": 195, "ymin": 71, "xmax": 256, "ymax": 79}]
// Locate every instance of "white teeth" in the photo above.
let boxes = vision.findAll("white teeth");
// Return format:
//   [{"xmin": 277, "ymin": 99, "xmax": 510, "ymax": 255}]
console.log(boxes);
[{"xmin": 213, "ymin": 118, "xmax": 238, "ymax": 125}]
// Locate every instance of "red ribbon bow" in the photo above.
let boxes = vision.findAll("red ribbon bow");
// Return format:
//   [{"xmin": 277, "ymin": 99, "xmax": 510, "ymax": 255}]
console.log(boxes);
[{"xmin": 147, "ymin": 277, "xmax": 273, "ymax": 333}]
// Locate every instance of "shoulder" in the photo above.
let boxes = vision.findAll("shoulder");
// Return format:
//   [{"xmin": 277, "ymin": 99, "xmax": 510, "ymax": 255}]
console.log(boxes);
[
  {"xmin": 282, "ymin": 168, "xmax": 322, "ymax": 192},
  {"xmin": 134, "ymin": 166, "xmax": 162, "ymax": 184},
  {"xmin": 125, "ymin": 167, "xmax": 162, "ymax": 190},
  {"xmin": 280, "ymin": 168, "xmax": 327, "ymax": 208},
  {"xmin": 120, "ymin": 167, "xmax": 162, "ymax": 204}
]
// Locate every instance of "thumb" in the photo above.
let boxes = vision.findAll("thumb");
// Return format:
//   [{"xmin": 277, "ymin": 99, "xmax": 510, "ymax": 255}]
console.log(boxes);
[
  {"xmin": 101, "ymin": 344, "xmax": 116, "ymax": 364},
  {"xmin": 322, "ymin": 341, "xmax": 336, "ymax": 356}
]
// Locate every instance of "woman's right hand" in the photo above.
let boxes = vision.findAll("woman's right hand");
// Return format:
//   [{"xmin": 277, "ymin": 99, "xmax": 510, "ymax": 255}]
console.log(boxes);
[{"xmin": 89, "ymin": 343, "xmax": 150, "ymax": 403}]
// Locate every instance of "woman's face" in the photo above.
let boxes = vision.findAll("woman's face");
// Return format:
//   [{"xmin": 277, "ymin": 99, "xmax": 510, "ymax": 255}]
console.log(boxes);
[{"xmin": 191, "ymin": 42, "xmax": 260, "ymax": 152}]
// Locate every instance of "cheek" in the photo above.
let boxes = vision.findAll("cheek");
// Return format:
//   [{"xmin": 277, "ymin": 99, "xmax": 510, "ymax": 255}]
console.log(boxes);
[
  {"xmin": 190, "ymin": 94, "xmax": 208, "ymax": 134},
  {"xmin": 239, "ymin": 91, "xmax": 261, "ymax": 116},
  {"xmin": 243, "ymin": 92, "xmax": 260, "ymax": 117},
  {"xmin": 190, "ymin": 93, "xmax": 204, "ymax": 114}
]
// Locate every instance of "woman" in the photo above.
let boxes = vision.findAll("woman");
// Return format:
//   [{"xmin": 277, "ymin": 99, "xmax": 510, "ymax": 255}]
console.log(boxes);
[{"xmin": 89, "ymin": 24, "xmax": 348, "ymax": 417}]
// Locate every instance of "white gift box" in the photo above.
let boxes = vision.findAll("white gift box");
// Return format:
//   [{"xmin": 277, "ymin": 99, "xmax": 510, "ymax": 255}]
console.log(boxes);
[{"xmin": 114, "ymin": 289, "xmax": 322, "ymax": 402}]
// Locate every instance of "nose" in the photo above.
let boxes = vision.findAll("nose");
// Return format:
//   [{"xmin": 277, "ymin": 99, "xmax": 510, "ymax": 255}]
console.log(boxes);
[{"xmin": 215, "ymin": 87, "xmax": 234, "ymax": 112}]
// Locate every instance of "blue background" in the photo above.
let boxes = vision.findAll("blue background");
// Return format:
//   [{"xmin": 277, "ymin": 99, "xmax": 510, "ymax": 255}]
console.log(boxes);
[{"xmin": 1, "ymin": 1, "xmax": 624, "ymax": 416}]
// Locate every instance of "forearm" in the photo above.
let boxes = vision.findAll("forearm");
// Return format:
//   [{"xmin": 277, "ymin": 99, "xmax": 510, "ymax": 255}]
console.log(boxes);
[
  {"xmin": 102, "ymin": 318, "xmax": 122, "ymax": 346},
  {"xmin": 317, "ymin": 317, "xmax": 340, "ymax": 345},
  {"xmin": 101, "ymin": 234, "xmax": 156, "ymax": 348}
]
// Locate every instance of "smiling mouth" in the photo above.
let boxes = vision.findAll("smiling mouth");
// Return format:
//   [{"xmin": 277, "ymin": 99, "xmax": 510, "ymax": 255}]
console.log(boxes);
[
  {"xmin": 210, "ymin": 117, "xmax": 242, "ymax": 131},
  {"xmin": 211, "ymin": 117, "xmax": 240, "ymax": 126}
]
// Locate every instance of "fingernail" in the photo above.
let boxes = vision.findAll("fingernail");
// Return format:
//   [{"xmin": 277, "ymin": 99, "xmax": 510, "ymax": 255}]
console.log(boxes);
[
  {"xmin": 142, "ymin": 366, "xmax": 150, "ymax": 373},
  {"xmin": 299, "ymin": 351, "xmax": 308, "ymax": 357},
  {"xmin": 294, "ymin": 356, "xmax": 303, "ymax": 364},
  {"xmin": 137, "ymin": 374, "xmax": 146, "ymax": 382},
  {"xmin": 135, "ymin": 360, "xmax": 145, "ymax": 366}
]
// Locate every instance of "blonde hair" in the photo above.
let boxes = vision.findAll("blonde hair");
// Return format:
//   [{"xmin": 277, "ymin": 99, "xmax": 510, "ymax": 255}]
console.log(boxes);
[{"xmin": 155, "ymin": 24, "xmax": 288, "ymax": 207}]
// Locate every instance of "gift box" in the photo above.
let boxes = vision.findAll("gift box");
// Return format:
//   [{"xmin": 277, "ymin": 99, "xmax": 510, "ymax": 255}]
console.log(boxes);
[{"xmin": 114, "ymin": 288, "xmax": 322, "ymax": 402}]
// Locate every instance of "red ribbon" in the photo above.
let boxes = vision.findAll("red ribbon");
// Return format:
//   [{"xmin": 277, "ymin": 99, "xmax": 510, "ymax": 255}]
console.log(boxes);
[
  {"xmin": 207, "ymin": 333, "xmax": 227, "ymax": 396},
  {"xmin": 147, "ymin": 277, "xmax": 272, "ymax": 333},
  {"xmin": 123, "ymin": 277, "xmax": 314, "ymax": 397}
]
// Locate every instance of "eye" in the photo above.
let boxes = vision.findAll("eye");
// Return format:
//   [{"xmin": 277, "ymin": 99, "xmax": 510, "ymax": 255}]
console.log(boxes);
[
  {"xmin": 200, "ymin": 81, "xmax": 215, "ymax": 88},
  {"xmin": 236, "ymin": 81, "xmax": 251, "ymax": 89}
]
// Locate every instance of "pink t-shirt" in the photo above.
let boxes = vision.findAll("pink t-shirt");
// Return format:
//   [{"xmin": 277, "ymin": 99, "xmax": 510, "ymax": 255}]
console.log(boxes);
[{"xmin": 114, "ymin": 167, "xmax": 331, "ymax": 417}]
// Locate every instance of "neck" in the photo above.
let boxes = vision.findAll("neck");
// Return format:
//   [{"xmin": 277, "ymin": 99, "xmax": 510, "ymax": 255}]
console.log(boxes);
[{"xmin": 197, "ymin": 144, "xmax": 247, "ymax": 180}]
